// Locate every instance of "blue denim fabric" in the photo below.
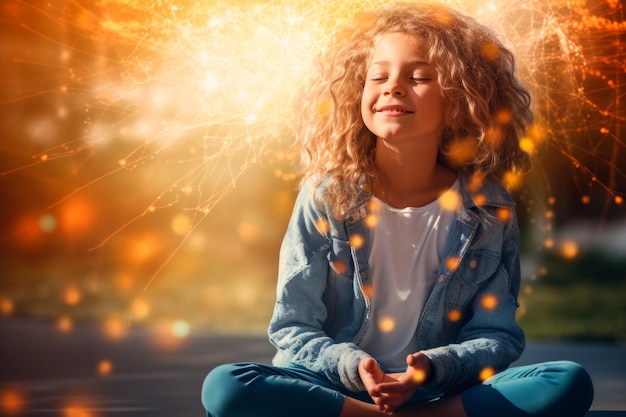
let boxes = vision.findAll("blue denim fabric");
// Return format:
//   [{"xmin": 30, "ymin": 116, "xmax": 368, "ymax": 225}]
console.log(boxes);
[{"xmin": 268, "ymin": 174, "xmax": 526, "ymax": 394}]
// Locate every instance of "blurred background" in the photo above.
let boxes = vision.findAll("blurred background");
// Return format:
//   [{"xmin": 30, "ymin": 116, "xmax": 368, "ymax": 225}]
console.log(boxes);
[{"xmin": 0, "ymin": 0, "xmax": 625, "ymax": 348}]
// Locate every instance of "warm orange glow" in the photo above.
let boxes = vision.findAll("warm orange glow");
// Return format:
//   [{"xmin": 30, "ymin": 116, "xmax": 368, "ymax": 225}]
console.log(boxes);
[
  {"xmin": 98, "ymin": 359, "xmax": 113, "ymax": 375},
  {"xmin": 57, "ymin": 315, "xmax": 73, "ymax": 333},
  {"xmin": 447, "ymin": 309, "xmax": 462, "ymax": 322},
  {"xmin": 331, "ymin": 259, "xmax": 347, "ymax": 274},
  {"xmin": 445, "ymin": 256, "xmax": 461, "ymax": 272},
  {"xmin": 480, "ymin": 294, "xmax": 499, "ymax": 310},
  {"xmin": 410, "ymin": 367, "xmax": 427, "ymax": 384},
  {"xmin": 349, "ymin": 234, "xmax": 364, "ymax": 249},
  {"xmin": 0, "ymin": 298, "xmax": 14, "ymax": 316},
  {"xmin": 59, "ymin": 197, "xmax": 96, "ymax": 237},
  {"xmin": 126, "ymin": 235, "xmax": 161, "ymax": 263},
  {"xmin": 316, "ymin": 218, "xmax": 330, "ymax": 234},
  {"xmin": 479, "ymin": 367, "xmax": 496, "ymax": 381},
  {"xmin": 560, "ymin": 240, "xmax": 579, "ymax": 259},
  {"xmin": 378, "ymin": 315, "xmax": 396, "ymax": 333},
  {"xmin": 171, "ymin": 214, "xmax": 192, "ymax": 235},
  {"xmin": 362, "ymin": 284, "xmax": 375, "ymax": 299},
  {"xmin": 237, "ymin": 221, "xmax": 260, "ymax": 244},
  {"xmin": 446, "ymin": 137, "xmax": 477, "ymax": 166},
  {"xmin": 12, "ymin": 215, "xmax": 46, "ymax": 248},
  {"xmin": 131, "ymin": 298, "xmax": 151, "ymax": 320},
  {"xmin": 63, "ymin": 405, "xmax": 92, "ymax": 417},
  {"xmin": 519, "ymin": 137, "xmax": 535, "ymax": 154},
  {"xmin": 439, "ymin": 189, "xmax": 461, "ymax": 212},
  {"xmin": 1, "ymin": 388, "xmax": 25, "ymax": 414},
  {"xmin": 496, "ymin": 207, "xmax": 512, "ymax": 223},
  {"xmin": 502, "ymin": 171, "xmax": 523, "ymax": 190},
  {"xmin": 364, "ymin": 213, "xmax": 378, "ymax": 228},
  {"xmin": 102, "ymin": 317, "xmax": 127, "ymax": 341},
  {"xmin": 473, "ymin": 193, "xmax": 487, "ymax": 206},
  {"xmin": 64, "ymin": 286, "xmax": 82, "ymax": 306}
]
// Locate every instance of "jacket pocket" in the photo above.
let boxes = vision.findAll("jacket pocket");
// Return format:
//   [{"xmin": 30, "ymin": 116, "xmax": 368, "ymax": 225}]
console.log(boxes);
[{"xmin": 453, "ymin": 249, "xmax": 500, "ymax": 287}]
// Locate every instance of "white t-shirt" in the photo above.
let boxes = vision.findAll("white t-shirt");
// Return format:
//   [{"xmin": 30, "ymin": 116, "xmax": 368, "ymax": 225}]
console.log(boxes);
[{"xmin": 358, "ymin": 180, "xmax": 459, "ymax": 371}]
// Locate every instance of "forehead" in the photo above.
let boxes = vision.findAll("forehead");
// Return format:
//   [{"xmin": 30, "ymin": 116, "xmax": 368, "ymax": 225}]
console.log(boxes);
[{"xmin": 369, "ymin": 32, "xmax": 429, "ymax": 63}]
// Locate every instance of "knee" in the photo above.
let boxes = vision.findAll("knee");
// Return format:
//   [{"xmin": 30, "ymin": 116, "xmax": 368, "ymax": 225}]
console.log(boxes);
[
  {"xmin": 553, "ymin": 361, "xmax": 594, "ymax": 415},
  {"xmin": 202, "ymin": 364, "xmax": 251, "ymax": 416}
]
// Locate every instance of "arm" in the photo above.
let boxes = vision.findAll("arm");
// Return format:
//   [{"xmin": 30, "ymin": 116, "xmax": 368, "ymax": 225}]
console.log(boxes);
[
  {"xmin": 420, "ymin": 207, "xmax": 526, "ymax": 394},
  {"xmin": 268, "ymin": 181, "xmax": 371, "ymax": 392}
]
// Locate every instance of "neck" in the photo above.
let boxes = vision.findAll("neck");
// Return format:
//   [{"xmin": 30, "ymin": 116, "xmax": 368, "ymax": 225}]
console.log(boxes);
[{"xmin": 373, "ymin": 137, "xmax": 455, "ymax": 208}]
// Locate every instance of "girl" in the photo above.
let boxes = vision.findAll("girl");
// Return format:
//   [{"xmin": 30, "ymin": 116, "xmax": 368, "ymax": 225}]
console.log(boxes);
[{"xmin": 201, "ymin": 3, "xmax": 594, "ymax": 417}]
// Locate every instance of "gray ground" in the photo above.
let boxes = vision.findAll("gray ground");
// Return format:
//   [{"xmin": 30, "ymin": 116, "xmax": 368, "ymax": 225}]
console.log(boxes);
[{"xmin": 1, "ymin": 319, "xmax": 624, "ymax": 416}]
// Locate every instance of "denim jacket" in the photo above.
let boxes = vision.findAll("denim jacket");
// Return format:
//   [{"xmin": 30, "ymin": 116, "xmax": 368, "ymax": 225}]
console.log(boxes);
[{"xmin": 268, "ymin": 173, "xmax": 526, "ymax": 394}]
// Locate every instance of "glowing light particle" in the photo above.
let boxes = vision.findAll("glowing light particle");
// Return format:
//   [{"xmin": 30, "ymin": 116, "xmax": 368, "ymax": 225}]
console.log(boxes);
[
  {"xmin": 480, "ymin": 294, "xmax": 499, "ymax": 310},
  {"xmin": 446, "ymin": 137, "xmax": 477, "ymax": 167},
  {"xmin": 560, "ymin": 241, "xmax": 579, "ymax": 260},
  {"xmin": 445, "ymin": 256, "xmax": 460, "ymax": 272},
  {"xmin": 615, "ymin": 196, "xmax": 623, "ymax": 205},
  {"xmin": 331, "ymin": 259, "xmax": 347, "ymax": 274},
  {"xmin": 473, "ymin": 193, "xmax": 487, "ymax": 206},
  {"xmin": 544, "ymin": 238, "xmax": 554, "ymax": 249},
  {"xmin": 519, "ymin": 137, "xmax": 535, "ymax": 154},
  {"xmin": 496, "ymin": 207, "xmax": 512, "ymax": 223},
  {"xmin": 362, "ymin": 284, "xmax": 375, "ymax": 299},
  {"xmin": 237, "ymin": 222, "xmax": 260, "ymax": 244},
  {"xmin": 0, "ymin": 298, "xmax": 14, "ymax": 316},
  {"xmin": 411, "ymin": 368, "xmax": 427, "ymax": 384},
  {"xmin": 316, "ymin": 219, "xmax": 330, "ymax": 234},
  {"xmin": 439, "ymin": 189, "xmax": 461, "ymax": 212},
  {"xmin": 1, "ymin": 388, "xmax": 25, "ymax": 414},
  {"xmin": 64, "ymin": 287, "xmax": 81, "ymax": 306},
  {"xmin": 447, "ymin": 309, "xmax": 462, "ymax": 322},
  {"xmin": 378, "ymin": 316, "xmax": 396, "ymax": 333},
  {"xmin": 132, "ymin": 298, "xmax": 150, "ymax": 320},
  {"xmin": 57, "ymin": 316, "xmax": 73, "ymax": 333},
  {"xmin": 479, "ymin": 367, "xmax": 496, "ymax": 382},
  {"xmin": 502, "ymin": 171, "xmax": 523, "ymax": 190},
  {"xmin": 172, "ymin": 320, "xmax": 190, "ymax": 338},
  {"xmin": 63, "ymin": 405, "xmax": 92, "ymax": 417},
  {"xmin": 171, "ymin": 214, "xmax": 192, "ymax": 235},
  {"xmin": 364, "ymin": 213, "xmax": 378, "ymax": 228},
  {"xmin": 349, "ymin": 234, "xmax": 364, "ymax": 249},
  {"xmin": 103, "ymin": 317, "xmax": 127, "ymax": 341},
  {"xmin": 98, "ymin": 359, "xmax": 113, "ymax": 376}
]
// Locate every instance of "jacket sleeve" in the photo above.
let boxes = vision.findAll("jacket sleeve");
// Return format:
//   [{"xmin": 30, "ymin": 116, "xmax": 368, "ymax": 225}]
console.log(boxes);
[
  {"xmin": 267, "ymin": 181, "xmax": 370, "ymax": 392},
  {"xmin": 420, "ymin": 207, "xmax": 526, "ymax": 394}
]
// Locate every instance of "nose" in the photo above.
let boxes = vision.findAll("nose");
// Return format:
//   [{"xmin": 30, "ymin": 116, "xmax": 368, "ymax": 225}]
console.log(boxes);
[{"xmin": 384, "ymin": 77, "xmax": 406, "ymax": 96}]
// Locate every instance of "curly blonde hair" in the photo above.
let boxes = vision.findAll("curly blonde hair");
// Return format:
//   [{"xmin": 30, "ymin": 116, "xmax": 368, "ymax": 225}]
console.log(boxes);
[{"xmin": 294, "ymin": 2, "xmax": 533, "ymax": 218}]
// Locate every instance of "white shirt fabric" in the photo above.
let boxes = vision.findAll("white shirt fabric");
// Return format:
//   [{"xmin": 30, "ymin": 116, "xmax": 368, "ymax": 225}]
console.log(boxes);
[{"xmin": 359, "ymin": 179, "xmax": 459, "ymax": 371}]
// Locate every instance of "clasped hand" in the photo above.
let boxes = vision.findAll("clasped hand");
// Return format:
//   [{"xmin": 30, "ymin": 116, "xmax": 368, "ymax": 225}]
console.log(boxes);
[{"xmin": 358, "ymin": 353, "xmax": 432, "ymax": 413}]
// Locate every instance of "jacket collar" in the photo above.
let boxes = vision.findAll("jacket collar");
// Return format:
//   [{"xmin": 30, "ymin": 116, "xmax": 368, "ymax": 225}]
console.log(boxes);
[{"xmin": 344, "ymin": 172, "xmax": 515, "ymax": 224}]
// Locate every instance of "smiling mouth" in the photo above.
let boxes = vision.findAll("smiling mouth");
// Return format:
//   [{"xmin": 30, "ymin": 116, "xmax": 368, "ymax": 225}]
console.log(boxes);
[{"xmin": 375, "ymin": 106, "xmax": 413, "ymax": 114}]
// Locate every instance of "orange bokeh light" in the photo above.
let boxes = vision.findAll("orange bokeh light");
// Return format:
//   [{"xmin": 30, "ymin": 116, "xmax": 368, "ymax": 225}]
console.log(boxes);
[
  {"xmin": 58, "ymin": 197, "xmax": 96, "ymax": 237},
  {"xmin": 480, "ymin": 294, "xmax": 499, "ymax": 310},
  {"xmin": 1, "ymin": 388, "xmax": 25, "ymax": 414}
]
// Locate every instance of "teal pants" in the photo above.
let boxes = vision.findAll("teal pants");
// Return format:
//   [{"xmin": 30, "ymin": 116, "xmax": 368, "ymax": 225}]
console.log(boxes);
[{"xmin": 201, "ymin": 360, "xmax": 593, "ymax": 417}]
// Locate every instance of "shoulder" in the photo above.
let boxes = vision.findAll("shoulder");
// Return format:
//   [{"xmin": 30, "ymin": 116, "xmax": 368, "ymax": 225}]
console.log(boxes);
[{"xmin": 458, "ymin": 173, "xmax": 516, "ymax": 210}]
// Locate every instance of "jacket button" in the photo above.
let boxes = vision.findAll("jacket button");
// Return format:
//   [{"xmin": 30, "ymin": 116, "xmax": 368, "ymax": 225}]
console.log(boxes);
[
  {"xmin": 438, "ymin": 274, "xmax": 445, "ymax": 282},
  {"xmin": 469, "ymin": 259, "xmax": 478, "ymax": 269}
]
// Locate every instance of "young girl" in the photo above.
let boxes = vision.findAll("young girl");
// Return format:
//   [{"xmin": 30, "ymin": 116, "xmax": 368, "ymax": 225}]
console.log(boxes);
[{"xmin": 201, "ymin": 3, "xmax": 594, "ymax": 416}]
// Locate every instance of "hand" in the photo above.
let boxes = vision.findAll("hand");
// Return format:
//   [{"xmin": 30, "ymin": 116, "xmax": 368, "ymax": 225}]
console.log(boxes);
[{"xmin": 358, "ymin": 353, "xmax": 432, "ymax": 413}]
